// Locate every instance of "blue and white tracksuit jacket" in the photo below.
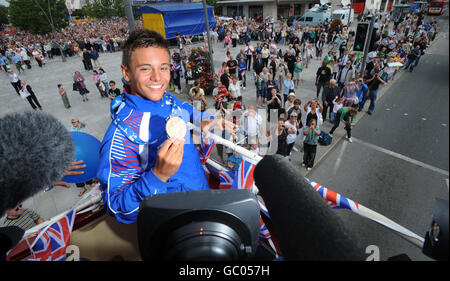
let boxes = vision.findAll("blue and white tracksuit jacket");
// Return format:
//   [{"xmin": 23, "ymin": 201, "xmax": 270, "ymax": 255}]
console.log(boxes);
[{"xmin": 97, "ymin": 91, "xmax": 211, "ymax": 224}]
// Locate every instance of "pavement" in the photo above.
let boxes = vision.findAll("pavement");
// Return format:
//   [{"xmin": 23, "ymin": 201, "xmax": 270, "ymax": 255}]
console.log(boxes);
[{"xmin": 1, "ymin": 17, "xmax": 447, "ymax": 262}]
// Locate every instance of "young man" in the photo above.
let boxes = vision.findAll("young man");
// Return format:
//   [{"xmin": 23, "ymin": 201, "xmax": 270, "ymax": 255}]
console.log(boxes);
[
  {"xmin": 2, "ymin": 204, "xmax": 44, "ymax": 231},
  {"xmin": 97, "ymin": 29, "xmax": 234, "ymax": 224},
  {"xmin": 108, "ymin": 80, "xmax": 121, "ymax": 100}
]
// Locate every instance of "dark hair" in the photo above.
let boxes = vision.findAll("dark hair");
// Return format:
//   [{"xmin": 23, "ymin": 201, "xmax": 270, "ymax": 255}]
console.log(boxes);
[
  {"xmin": 109, "ymin": 80, "xmax": 116, "ymax": 85},
  {"xmin": 57, "ymin": 84, "xmax": 62, "ymax": 88},
  {"xmin": 122, "ymin": 29, "xmax": 169, "ymax": 69}
]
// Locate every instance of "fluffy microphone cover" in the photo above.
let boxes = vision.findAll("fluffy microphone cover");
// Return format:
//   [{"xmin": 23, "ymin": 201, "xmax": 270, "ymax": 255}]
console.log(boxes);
[{"xmin": 0, "ymin": 112, "xmax": 75, "ymax": 216}]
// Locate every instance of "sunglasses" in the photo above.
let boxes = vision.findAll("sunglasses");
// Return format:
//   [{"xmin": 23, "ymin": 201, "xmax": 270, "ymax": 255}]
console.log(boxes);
[{"xmin": 15, "ymin": 204, "xmax": 22, "ymax": 211}]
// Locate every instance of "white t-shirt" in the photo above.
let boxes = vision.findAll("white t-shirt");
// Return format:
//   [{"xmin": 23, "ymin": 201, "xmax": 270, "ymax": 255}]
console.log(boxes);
[
  {"xmin": 245, "ymin": 113, "xmax": 262, "ymax": 137},
  {"xmin": 229, "ymin": 81, "xmax": 241, "ymax": 98},
  {"xmin": 284, "ymin": 120, "xmax": 297, "ymax": 144},
  {"xmin": 20, "ymin": 50, "xmax": 29, "ymax": 61},
  {"xmin": 8, "ymin": 73, "xmax": 20, "ymax": 83},
  {"xmin": 245, "ymin": 45, "xmax": 254, "ymax": 55}
]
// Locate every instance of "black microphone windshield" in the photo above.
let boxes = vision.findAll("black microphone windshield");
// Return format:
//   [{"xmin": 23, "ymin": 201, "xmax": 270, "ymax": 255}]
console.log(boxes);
[
  {"xmin": 0, "ymin": 112, "xmax": 75, "ymax": 216},
  {"xmin": 254, "ymin": 155, "xmax": 366, "ymax": 260}
]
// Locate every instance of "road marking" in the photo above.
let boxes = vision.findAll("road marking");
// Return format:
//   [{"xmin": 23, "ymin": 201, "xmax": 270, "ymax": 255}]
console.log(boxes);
[
  {"xmin": 352, "ymin": 137, "xmax": 449, "ymax": 177},
  {"xmin": 446, "ymin": 179, "xmax": 449, "ymax": 191}
]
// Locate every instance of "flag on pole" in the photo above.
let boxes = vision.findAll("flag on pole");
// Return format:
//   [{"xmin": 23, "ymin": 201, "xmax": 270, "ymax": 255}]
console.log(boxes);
[
  {"xmin": 218, "ymin": 170, "xmax": 236, "ymax": 189},
  {"xmin": 199, "ymin": 136, "xmax": 216, "ymax": 164},
  {"xmin": 230, "ymin": 159, "xmax": 255, "ymax": 190},
  {"xmin": 307, "ymin": 180, "xmax": 359, "ymax": 212},
  {"xmin": 27, "ymin": 209, "xmax": 76, "ymax": 261}
]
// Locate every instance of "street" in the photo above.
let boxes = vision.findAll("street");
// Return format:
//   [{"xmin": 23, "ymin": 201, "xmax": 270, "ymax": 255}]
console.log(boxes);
[{"xmin": 307, "ymin": 13, "xmax": 449, "ymax": 261}]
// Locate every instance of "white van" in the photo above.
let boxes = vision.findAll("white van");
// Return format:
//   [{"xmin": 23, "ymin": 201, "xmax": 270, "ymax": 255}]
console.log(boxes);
[
  {"xmin": 297, "ymin": 5, "xmax": 331, "ymax": 27},
  {"xmin": 331, "ymin": 8, "xmax": 355, "ymax": 25}
]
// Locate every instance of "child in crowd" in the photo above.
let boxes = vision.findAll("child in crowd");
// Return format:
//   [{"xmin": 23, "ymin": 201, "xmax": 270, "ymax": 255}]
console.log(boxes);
[{"xmin": 331, "ymin": 97, "xmax": 344, "ymax": 122}]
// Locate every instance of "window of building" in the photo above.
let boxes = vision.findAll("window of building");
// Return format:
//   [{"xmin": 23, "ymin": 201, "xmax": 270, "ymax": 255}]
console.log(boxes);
[
  {"xmin": 249, "ymin": 5, "xmax": 264, "ymax": 20},
  {"xmin": 226, "ymin": 6, "xmax": 243, "ymax": 18},
  {"xmin": 277, "ymin": 4, "xmax": 291, "ymax": 19},
  {"xmin": 294, "ymin": 4, "xmax": 302, "ymax": 16}
]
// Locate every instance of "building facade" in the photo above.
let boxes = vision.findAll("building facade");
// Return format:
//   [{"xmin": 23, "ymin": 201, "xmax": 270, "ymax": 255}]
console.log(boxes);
[
  {"xmin": 215, "ymin": 0, "xmax": 407, "ymax": 19},
  {"xmin": 215, "ymin": 0, "xmax": 322, "ymax": 19}
]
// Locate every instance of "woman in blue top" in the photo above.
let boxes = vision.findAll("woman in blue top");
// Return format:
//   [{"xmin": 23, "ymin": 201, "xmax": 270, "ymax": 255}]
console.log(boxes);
[
  {"xmin": 237, "ymin": 57, "xmax": 247, "ymax": 89},
  {"xmin": 283, "ymin": 73, "xmax": 295, "ymax": 107}
]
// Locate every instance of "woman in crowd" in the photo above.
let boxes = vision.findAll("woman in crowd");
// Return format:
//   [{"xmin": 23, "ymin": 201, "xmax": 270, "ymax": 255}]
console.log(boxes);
[
  {"xmin": 284, "ymin": 111, "xmax": 298, "ymax": 161},
  {"xmin": 302, "ymin": 116, "xmax": 321, "ymax": 171},
  {"xmin": 73, "ymin": 71, "xmax": 89, "ymax": 102},
  {"xmin": 266, "ymin": 117, "xmax": 294, "ymax": 158},
  {"xmin": 277, "ymin": 60, "xmax": 288, "ymax": 94},
  {"xmin": 293, "ymin": 57, "xmax": 304, "ymax": 88},
  {"xmin": 92, "ymin": 70, "xmax": 107, "ymax": 98},
  {"xmin": 20, "ymin": 80, "xmax": 43, "ymax": 111},
  {"xmin": 282, "ymin": 73, "xmax": 295, "ymax": 106}
]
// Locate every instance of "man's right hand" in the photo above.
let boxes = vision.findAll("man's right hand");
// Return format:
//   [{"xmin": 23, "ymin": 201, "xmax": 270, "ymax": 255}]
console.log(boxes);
[{"xmin": 153, "ymin": 138, "xmax": 185, "ymax": 182}]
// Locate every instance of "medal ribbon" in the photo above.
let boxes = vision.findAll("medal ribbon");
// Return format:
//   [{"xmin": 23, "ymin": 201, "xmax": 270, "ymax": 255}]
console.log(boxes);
[{"xmin": 110, "ymin": 91, "xmax": 180, "ymax": 145}]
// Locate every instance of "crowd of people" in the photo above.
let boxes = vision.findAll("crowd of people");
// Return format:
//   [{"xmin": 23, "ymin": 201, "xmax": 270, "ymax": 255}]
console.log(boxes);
[
  {"xmin": 1, "ymin": 18, "xmax": 140, "ymax": 110},
  {"xmin": 170, "ymin": 9, "xmax": 439, "ymax": 171},
  {"xmin": 0, "ymin": 9, "xmax": 440, "ymax": 177}
]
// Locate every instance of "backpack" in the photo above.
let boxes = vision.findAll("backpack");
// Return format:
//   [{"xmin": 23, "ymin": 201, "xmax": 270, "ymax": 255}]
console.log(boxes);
[{"xmin": 318, "ymin": 132, "xmax": 332, "ymax": 146}]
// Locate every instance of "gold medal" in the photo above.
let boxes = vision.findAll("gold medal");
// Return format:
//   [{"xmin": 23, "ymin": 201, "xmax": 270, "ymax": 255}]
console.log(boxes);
[{"xmin": 166, "ymin": 116, "xmax": 187, "ymax": 139}]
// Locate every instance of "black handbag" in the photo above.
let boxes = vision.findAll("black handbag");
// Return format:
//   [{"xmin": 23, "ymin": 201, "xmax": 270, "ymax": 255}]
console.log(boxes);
[{"xmin": 73, "ymin": 82, "xmax": 80, "ymax": 91}]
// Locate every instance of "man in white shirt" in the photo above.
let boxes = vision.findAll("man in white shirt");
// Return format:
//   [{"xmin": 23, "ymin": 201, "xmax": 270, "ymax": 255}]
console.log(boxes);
[
  {"xmin": 244, "ymin": 42, "xmax": 254, "ymax": 71},
  {"xmin": 228, "ymin": 76, "xmax": 242, "ymax": 101},
  {"xmin": 244, "ymin": 104, "xmax": 262, "ymax": 145},
  {"xmin": 20, "ymin": 48, "xmax": 31, "ymax": 69},
  {"xmin": 7, "ymin": 69, "xmax": 21, "ymax": 95}
]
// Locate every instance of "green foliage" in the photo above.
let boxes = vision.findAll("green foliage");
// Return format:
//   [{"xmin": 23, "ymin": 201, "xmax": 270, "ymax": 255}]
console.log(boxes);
[
  {"xmin": 0, "ymin": 4, "xmax": 8, "ymax": 25},
  {"xmin": 8, "ymin": 0, "xmax": 69, "ymax": 34},
  {"xmin": 206, "ymin": 0, "xmax": 219, "ymax": 9},
  {"xmin": 84, "ymin": 0, "xmax": 125, "ymax": 19}
]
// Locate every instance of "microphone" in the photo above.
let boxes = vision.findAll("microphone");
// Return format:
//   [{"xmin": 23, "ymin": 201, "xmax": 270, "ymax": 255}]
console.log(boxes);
[
  {"xmin": 0, "ymin": 112, "xmax": 75, "ymax": 216},
  {"xmin": 254, "ymin": 154, "xmax": 366, "ymax": 260}
]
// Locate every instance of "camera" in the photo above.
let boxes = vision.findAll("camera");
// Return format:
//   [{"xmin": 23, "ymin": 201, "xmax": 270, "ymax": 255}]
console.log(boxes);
[{"xmin": 137, "ymin": 189, "xmax": 261, "ymax": 261}]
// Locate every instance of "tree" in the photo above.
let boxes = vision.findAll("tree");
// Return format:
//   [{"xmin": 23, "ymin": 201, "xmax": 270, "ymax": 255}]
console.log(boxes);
[
  {"xmin": 206, "ymin": 0, "xmax": 219, "ymax": 9},
  {"xmin": 8, "ymin": 0, "xmax": 69, "ymax": 34},
  {"xmin": 85, "ymin": 0, "xmax": 125, "ymax": 19},
  {"xmin": 0, "ymin": 4, "xmax": 9, "ymax": 25}
]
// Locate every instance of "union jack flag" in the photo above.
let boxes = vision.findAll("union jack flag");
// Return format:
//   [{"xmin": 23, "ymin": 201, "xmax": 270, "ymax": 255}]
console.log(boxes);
[
  {"xmin": 199, "ymin": 136, "xmax": 216, "ymax": 164},
  {"xmin": 218, "ymin": 170, "xmax": 236, "ymax": 189},
  {"xmin": 27, "ymin": 209, "xmax": 76, "ymax": 261},
  {"xmin": 259, "ymin": 216, "xmax": 272, "ymax": 241},
  {"xmin": 308, "ymin": 180, "xmax": 359, "ymax": 212},
  {"xmin": 257, "ymin": 200, "xmax": 272, "ymax": 241},
  {"xmin": 230, "ymin": 160, "xmax": 255, "ymax": 190},
  {"xmin": 257, "ymin": 201, "xmax": 281, "ymax": 256}
]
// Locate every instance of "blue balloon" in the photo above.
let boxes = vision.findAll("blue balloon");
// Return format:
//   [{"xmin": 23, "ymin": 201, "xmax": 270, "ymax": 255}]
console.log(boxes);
[{"xmin": 61, "ymin": 132, "xmax": 101, "ymax": 184}]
